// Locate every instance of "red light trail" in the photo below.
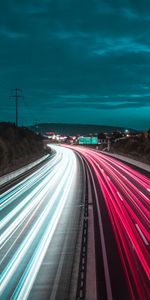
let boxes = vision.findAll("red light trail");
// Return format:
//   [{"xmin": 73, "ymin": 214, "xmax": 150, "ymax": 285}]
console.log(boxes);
[{"xmin": 68, "ymin": 146, "xmax": 150, "ymax": 300}]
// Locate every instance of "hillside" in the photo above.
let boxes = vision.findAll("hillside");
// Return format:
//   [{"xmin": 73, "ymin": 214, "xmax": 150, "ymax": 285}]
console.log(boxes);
[
  {"xmin": 30, "ymin": 123, "xmax": 135, "ymax": 136},
  {"xmin": 111, "ymin": 133, "xmax": 150, "ymax": 165},
  {"xmin": 0, "ymin": 123, "xmax": 45, "ymax": 176}
]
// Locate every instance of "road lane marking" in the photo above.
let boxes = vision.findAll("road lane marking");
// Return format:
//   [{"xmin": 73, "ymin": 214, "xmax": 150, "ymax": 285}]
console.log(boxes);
[
  {"xmin": 135, "ymin": 224, "xmax": 149, "ymax": 246},
  {"xmin": 117, "ymin": 191, "xmax": 123, "ymax": 201}
]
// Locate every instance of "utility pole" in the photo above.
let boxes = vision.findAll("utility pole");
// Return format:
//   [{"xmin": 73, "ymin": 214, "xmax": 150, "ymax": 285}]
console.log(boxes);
[
  {"xmin": 34, "ymin": 119, "xmax": 39, "ymax": 134},
  {"xmin": 107, "ymin": 138, "xmax": 111, "ymax": 152},
  {"xmin": 10, "ymin": 88, "xmax": 24, "ymax": 127}
]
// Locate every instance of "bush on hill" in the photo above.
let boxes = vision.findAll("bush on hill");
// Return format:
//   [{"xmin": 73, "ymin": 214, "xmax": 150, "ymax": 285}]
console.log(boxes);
[
  {"xmin": 111, "ymin": 133, "xmax": 150, "ymax": 164},
  {"xmin": 0, "ymin": 123, "xmax": 45, "ymax": 176}
]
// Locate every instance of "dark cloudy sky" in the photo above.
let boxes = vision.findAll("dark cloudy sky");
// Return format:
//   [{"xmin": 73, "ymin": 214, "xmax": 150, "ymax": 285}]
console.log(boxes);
[{"xmin": 0, "ymin": 0, "xmax": 150, "ymax": 129}]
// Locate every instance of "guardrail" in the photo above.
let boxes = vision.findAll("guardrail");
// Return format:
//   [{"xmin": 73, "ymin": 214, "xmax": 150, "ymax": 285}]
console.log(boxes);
[{"xmin": 0, "ymin": 155, "xmax": 50, "ymax": 187}]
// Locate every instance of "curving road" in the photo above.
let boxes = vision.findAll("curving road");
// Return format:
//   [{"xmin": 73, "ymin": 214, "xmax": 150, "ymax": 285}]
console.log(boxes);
[
  {"xmin": 0, "ymin": 146, "xmax": 84, "ymax": 300},
  {"xmin": 1, "ymin": 145, "xmax": 150, "ymax": 300},
  {"xmin": 72, "ymin": 146, "xmax": 150, "ymax": 300}
]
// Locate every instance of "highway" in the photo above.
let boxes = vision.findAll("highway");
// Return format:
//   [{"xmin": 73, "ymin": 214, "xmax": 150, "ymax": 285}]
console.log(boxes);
[
  {"xmin": 0, "ymin": 146, "xmax": 84, "ymax": 300},
  {"xmin": 1, "ymin": 145, "xmax": 150, "ymax": 300},
  {"xmin": 72, "ymin": 146, "xmax": 150, "ymax": 300}
]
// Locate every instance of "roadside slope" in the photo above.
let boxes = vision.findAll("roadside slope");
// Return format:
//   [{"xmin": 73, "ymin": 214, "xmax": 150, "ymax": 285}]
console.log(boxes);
[{"xmin": 0, "ymin": 122, "xmax": 45, "ymax": 176}]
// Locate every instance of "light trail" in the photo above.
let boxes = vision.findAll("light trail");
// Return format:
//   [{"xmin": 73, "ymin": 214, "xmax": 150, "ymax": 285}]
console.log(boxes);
[
  {"xmin": 68, "ymin": 146, "xmax": 150, "ymax": 300},
  {"xmin": 0, "ymin": 146, "xmax": 78, "ymax": 299},
  {"xmin": 1, "ymin": 144, "xmax": 149, "ymax": 299},
  {"xmin": 0, "ymin": 152, "xmax": 61, "ymax": 208},
  {"xmin": 1, "ymin": 155, "xmax": 63, "ymax": 242}
]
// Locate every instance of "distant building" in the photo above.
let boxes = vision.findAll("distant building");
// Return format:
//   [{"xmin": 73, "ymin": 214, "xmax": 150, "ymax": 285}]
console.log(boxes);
[
  {"xmin": 98, "ymin": 132, "xmax": 107, "ymax": 144},
  {"xmin": 44, "ymin": 132, "xmax": 56, "ymax": 139}
]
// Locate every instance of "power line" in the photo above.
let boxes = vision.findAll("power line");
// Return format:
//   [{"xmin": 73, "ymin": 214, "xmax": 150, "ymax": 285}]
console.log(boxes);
[{"xmin": 9, "ymin": 88, "xmax": 24, "ymax": 127}]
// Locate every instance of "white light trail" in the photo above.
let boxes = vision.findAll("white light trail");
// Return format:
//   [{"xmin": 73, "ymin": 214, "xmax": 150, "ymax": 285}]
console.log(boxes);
[{"xmin": 1, "ymin": 146, "xmax": 78, "ymax": 299}]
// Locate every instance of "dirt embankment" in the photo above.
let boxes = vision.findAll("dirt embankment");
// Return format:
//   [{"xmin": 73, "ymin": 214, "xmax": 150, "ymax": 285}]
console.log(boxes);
[{"xmin": 0, "ymin": 123, "xmax": 45, "ymax": 176}]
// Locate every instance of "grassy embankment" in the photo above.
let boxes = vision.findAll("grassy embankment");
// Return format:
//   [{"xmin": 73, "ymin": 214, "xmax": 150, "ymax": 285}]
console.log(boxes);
[
  {"xmin": 0, "ymin": 122, "xmax": 45, "ymax": 176},
  {"xmin": 111, "ymin": 133, "xmax": 150, "ymax": 165}
]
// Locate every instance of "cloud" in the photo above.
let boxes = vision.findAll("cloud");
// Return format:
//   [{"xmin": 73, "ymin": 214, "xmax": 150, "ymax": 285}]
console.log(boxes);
[{"xmin": 0, "ymin": 0, "xmax": 150, "ymax": 128}]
